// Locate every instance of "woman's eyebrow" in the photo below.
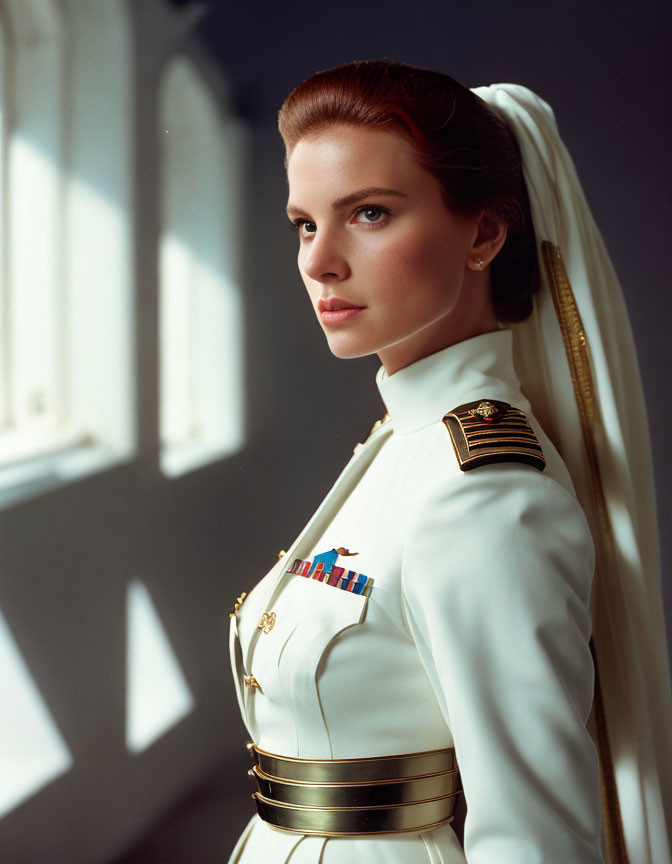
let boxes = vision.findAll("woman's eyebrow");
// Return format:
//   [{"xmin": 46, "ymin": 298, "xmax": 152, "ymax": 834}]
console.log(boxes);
[{"xmin": 285, "ymin": 187, "xmax": 408, "ymax": 218}]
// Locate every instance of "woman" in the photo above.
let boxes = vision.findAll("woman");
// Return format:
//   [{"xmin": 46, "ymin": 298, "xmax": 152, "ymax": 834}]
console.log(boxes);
[{"xmin": 227, "ymin": 61, "xmax": 672, "ymax": 863}]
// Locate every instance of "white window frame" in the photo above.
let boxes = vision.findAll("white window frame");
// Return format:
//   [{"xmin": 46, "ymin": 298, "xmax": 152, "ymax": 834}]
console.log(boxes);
[{"xmin": 0, "ymin": 0, "xmax": 135, "ymax": 509}]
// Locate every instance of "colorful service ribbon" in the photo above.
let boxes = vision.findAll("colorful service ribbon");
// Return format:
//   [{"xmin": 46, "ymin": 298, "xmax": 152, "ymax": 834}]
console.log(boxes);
[{"xmin": 287, "ymin": 550, "xmax": 373, "ymax": 597}]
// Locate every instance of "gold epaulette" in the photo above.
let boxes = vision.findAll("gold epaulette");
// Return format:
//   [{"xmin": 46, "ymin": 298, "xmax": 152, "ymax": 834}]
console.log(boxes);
[{"xmin": 442, "ymin": 399, "xmax": 546, "ymax": 472}]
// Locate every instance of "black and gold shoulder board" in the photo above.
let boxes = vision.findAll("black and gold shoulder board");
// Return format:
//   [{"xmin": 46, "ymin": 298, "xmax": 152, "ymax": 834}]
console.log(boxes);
[{"xmin": 442, "ymin": 399, "xmax": 546, "ymax": 472}]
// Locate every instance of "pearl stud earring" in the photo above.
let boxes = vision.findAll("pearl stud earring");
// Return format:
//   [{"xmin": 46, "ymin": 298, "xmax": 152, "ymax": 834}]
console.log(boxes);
[{"xmin": 475, "ymin": 258, "xmax": 485, "ymax": 269}]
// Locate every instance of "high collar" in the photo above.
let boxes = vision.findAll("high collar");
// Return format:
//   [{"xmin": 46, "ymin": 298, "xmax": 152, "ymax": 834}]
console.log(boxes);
[{"xmin": 375, "ymin": 328, "xmax": 524, "ymax": 434}]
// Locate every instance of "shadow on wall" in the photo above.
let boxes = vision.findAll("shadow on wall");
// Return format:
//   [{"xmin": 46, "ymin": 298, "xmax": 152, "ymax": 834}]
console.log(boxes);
[
  {"xmin": 0, "ymin": 0, "xmax": 379, "ymax": 861},
  {"xmin": 111, "ymin": 754, "xmax": 254, "ymax": 864},
  {"xmin": 0, "ymin": 1, "xmax": 255, "ymax": 862}
]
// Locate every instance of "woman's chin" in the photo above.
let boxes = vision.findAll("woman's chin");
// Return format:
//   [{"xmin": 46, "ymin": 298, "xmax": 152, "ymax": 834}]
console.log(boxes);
[{"xmin": 325, "ymin": 336, "xmax": 375, "ymax": 360}]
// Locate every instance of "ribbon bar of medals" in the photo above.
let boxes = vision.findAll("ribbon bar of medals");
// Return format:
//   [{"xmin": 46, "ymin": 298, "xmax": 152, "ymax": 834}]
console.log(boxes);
[{"xmin": 287, "ymin": 556, "xmax": 373, "ymax": 596}]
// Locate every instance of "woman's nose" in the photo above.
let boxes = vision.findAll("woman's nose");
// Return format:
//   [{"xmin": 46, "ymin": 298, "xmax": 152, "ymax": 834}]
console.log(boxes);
[{"xmin": 301, "ymin": 227, "xmax": 349, "ymax": 282}]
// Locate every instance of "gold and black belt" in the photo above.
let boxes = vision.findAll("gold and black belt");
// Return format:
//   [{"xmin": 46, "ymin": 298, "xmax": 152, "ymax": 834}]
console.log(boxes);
[{"xmin": 245, "ymin": 740, "xmax": 462, "ymax": 836}]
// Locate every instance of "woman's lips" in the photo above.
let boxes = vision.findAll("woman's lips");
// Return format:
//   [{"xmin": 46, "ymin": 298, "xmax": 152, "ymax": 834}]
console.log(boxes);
[
  {"xmin": 320, "ymin": 307, "xmax": 365, "ymax": 325},
  {"xmin": 317, "ymin": 296, "xmax": 366, "ymax": 326}
]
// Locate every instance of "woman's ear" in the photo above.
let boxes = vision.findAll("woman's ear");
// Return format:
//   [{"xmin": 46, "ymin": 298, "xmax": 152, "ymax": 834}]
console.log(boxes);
[{"xmin": 470, "ymin": 211, "xmax": 508, "ymax": 269}]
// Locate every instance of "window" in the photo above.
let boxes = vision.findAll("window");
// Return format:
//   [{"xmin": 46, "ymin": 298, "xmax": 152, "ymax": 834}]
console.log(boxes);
[
  {"xmin": 158, "ymin": 55, "xmax": 246, "ymax": 477},
  {"xmin": 0, "ymin": 0, "xmax": 134, "ymax": 508}
]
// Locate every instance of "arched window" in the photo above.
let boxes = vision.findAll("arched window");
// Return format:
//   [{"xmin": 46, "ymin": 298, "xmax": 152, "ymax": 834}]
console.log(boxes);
[{"xmin": 158, "ymin": 55, "xmax": 245, "ymax": 476}]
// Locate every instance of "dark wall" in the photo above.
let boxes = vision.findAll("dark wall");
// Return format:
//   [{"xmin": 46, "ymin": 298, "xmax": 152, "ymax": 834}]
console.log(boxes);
[
  {"xmin": 194, "ymin": 0, "xmax": 672, "ymax": 645},
  {"xmin": 179, "ymin": 1, "xmax": 672, "ymax": 857}
]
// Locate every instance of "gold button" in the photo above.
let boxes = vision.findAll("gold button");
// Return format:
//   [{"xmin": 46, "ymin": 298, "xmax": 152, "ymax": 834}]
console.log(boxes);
[
  {"xmin": 277, "ymin": 549, "xmax": 286, "ymax": 559},
  {"xmin": 258, "ymin": 611, "xmax": 276, "ymax": 633},
  {"xmin": 228, "ymin": 591, "xmax": 248, "ymax": 619},
  {"xmin": 244, "ymin": 674, "xmax": 260, "ymax": 689}
]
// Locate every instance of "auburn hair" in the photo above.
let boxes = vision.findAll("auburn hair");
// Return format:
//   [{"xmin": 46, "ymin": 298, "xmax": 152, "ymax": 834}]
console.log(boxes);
[{"xmin": 277, "ymin": 60, "xmax": 540, "ymax": 322}]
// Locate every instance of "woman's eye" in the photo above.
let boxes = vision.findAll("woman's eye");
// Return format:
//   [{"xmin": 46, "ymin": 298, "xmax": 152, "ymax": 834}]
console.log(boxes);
[
  {"xmin": 286, "ymin": 205, "xmax": 389, "ymax": 238},
  {"xmin": 353, "ymin": 205, "xmax": 388, "ymax": 224},
  {"xmin": 287, "ymin": 219, "xmax": 315, "ymax": 237}
]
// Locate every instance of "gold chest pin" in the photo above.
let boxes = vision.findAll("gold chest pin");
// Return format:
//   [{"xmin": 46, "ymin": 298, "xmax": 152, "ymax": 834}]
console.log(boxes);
[
  {"xmin": 353, "ymin": 412, "xmax": 391, "ymax": 454},
  {"xmin": 258, "ymin": 611, "xmax": 276, "ymax": 634},
  {"xmin": 228, "ymin": 592, "xmax": 248, "ymax": 619}
]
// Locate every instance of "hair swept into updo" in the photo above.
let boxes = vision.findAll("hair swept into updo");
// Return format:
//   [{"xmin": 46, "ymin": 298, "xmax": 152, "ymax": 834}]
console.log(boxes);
[{"xmin": 277, "ymin": 59, "xmax": 540, "ymax": 323}]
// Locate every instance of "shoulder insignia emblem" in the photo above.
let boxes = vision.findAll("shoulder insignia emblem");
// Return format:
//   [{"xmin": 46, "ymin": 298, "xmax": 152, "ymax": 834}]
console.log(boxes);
[{"xmin": 442, "ymin": 399, "xmax": 546, "ymax": 472}]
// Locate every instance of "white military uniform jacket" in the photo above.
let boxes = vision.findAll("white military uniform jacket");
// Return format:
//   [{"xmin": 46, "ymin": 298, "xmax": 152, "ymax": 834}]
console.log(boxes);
[{"xmin": 227, "ymin": 328, "xmax": 605, "ymax": 864}]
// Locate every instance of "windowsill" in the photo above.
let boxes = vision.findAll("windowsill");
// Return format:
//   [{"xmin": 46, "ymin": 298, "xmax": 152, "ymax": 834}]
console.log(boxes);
[
  {"xmin": 160, "ymin": 437, "xmax": 242, "ymax": 478},
  {"xmin": 0, "ymin": 438, "xmax": 133, "ymax": 511}
]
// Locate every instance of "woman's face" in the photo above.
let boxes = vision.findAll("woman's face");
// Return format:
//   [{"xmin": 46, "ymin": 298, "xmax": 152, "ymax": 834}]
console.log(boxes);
[{"xmin": 285, "ymin": 124, "xmax": 503, "ymax": 375}]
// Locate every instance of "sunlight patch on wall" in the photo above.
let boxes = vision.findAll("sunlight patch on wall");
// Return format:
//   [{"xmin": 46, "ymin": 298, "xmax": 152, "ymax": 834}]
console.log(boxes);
[
  {"xmin": 158, "ymin": 55, "xmax": 246, "ymax": 477},
  {"xmin": 125, "ymin": 580, "xmax": 195, "ymax": 754},
  {"xmin": 0, "ymin": 609, "xmax": 73, "ymax": 818}
]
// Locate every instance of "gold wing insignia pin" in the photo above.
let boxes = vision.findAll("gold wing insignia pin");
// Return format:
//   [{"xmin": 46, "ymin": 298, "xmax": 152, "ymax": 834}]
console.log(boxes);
[{"xmin": 443, "ymin": 399, "xmax": 546, "ymax": 472}]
